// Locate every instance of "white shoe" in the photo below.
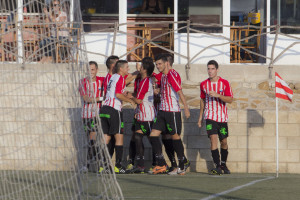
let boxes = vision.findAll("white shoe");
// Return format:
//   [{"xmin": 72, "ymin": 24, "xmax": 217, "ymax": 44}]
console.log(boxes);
[
  {"xmin": 168, "ymin": 168, "xmax": 178, "ymax": 175},
  {"xmin": 177, "ymin": 168, "xmax": 185, "ymax": 175}
]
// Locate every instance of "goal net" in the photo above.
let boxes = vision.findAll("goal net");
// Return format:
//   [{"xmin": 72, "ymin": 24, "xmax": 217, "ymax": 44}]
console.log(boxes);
[{"xmin": 0, "ymin": 0, "xmax": 123, "ymax": 199}]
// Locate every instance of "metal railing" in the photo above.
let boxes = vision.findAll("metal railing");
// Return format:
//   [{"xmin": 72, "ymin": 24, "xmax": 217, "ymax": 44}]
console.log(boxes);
[{"xmin": 1, "ymin": 20, "xmax": 300, "ymax": 80}]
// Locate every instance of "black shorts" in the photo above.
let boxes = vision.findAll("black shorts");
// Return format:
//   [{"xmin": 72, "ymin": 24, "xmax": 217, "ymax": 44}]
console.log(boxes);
[
  {"xmin": 82, "ymin": 118, "xmax": 98, "ymax": 133},
  {"xmin": 135, "ymin": 121, "xmax": 153, "ymax": 136},
  {"xmin": 205, "ymin": 119, "xmax": 229, "ymax": 141},
  {"xmin": 100, "ymin": 106, "xmax": 124, "ymax": 135},
  {"xmin": 152, "ymin": 110, "xmax": 182, "ymax": 135}
]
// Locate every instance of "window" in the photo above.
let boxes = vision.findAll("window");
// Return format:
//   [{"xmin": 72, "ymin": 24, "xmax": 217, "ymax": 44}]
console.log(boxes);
[
  {"xmin": 80, "ymin": 0, "xmax": 119, "ymax": 15},
  {"xmin": 80, "ymin": 0, "xmax": 119, "ymax": 32},
  {"xmin": 271, "ymin": 0, "xmax": 300, "ymax": 34},
  {"xmin": 127, "ymin": 0, "xmax": 174, "ymax": 14},
  {"xmin": 178, "ymin": 0, "xmax": 223, "ymax": 33},
  {"xmin": 0, "ymin": 0, "xmax": 17, "ymax": 12},
  {"xmin": 23, "ymin": 0, "xmax": 45, "ymax": 13}
]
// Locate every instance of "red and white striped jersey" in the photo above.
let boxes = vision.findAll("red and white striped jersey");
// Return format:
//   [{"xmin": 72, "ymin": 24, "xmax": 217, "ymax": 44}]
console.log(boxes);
[
  {"xmin": 200, "ymin": 77, "xmax": 233, "ymax": 123},
  {"xmin": 103, "ymin": 73, "xmax": 112, "ymax": 96},
  {"xmin": 152, "ymin": 72, "xmax": 162, "ymax": 88},
  {"xmin": 103, "ymin": 74, "xmax": 126, "ymax": 111},
  {"xmin": 134, "ymin": 77, "xmax": 156, "ymax": 121},
  {"xmin": 152, "ymin": 72, "xmax": 162, "ymax": 111},
  {"xmin": 79, "ymin": 76, "xmax": 104, "ymax": 118},
  {"xmin": 104, "ymin": 73, "xmax": 129, "ymax": 96},
  {"xmin": 159, "ymin": 69, "xmax": 182, "ymax": 112}
]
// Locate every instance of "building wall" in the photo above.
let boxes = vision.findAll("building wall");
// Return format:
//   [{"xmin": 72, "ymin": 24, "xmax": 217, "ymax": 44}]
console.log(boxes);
[
  {"xmin": 83, "ymin": 0, "xmax": 300, "ymax": 65},
  {"xmin": 267, "ymin": 34, "xmax": 300, "ymax": 65},
  {"xmin": 1, "ymin": 64, "xmax": 300, "ymax": 173},
  {"xmin": 174, "ymin": 33, "xmax": 230, "ymax": 65},
  {"xmin": 84, "ymin": 32, "xmax": 127, "ymax": 64}
]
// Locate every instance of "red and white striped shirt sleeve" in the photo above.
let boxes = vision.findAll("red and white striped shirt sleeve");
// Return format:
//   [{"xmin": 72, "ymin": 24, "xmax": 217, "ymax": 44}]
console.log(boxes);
[
  {"xmin": 153, "ymin": 72, "xmax": 162, "ymax": 88},
  {"xmin": 134, "ymin": 78, "xmax": 140, "ymax": 94},
  {"xmin": 79, "ymin": 78, "xmax": 87, "ymax": 96},
  {"xmin": 115, "ymin": 76, "xmax": 125, "ymax": 94},
  {"xmin": 103, "ymin": 73, "xmax": 111, "ymax": 96},
  {"xmin": 223, "ymin": 80, "xmax": 233, "ymax": 97},
  {"xmin": 167, "ymin": 70, "xmax": 182, "ymax": 92},
  {"xmin": 136, "ymin": 78, "xmax": 150, "ymax": 100},
  {"xmin": 200, "ymin": 82, "xmax": 206, "ymax": 99}
]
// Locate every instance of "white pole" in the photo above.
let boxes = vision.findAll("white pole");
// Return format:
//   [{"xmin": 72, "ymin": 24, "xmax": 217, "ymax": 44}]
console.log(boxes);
[
  {"xmin": 118, "ymin": 0, "xmax": 127, "ymax": 58},
  {"xmin": 276, "ymin": 97, "xmax": 279, "ymax": 178},
  {"xmin": 17, "ymin": 0, "xmax": 23, "ymax": 63},
  {"xmin": 70, "ymin": 0, "xmax": 74, "ymax": 22}
]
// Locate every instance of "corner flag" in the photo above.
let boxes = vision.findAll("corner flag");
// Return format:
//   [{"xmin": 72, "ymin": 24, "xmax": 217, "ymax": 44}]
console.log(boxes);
[
  {"xmin": 275, "ymin": 72, "xmax": 294, "ymax": 178},
  {"xmin": 275, "ymin": 72, "xmax": 293, "ymax": 102}
]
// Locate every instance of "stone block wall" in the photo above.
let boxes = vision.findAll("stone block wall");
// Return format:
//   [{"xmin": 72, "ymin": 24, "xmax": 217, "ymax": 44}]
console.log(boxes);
[
  {"xmin": 1, "ymin": 64, "xmax": 300, "ymax": 173},
  {"xmin": 0, "ymin": 64, "xmax": 86, "ymax": 171}
]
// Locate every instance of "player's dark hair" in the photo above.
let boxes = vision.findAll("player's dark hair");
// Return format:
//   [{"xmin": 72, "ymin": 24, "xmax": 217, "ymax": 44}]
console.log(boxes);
[
  {"xmin": 106, "ymin": 55, "xmax": 119, "ymax": 70},
  {"xmin": 207, "ymin": 60, "xmax": 219, "ymax": 69},
  {"xmin": 164, "ymin": 53, "xmax": 174, "ymax": 66},
  {"xmin": 89, "ymin": 61, "xmax": 98, "ymax": 69},
  {"xmin": 115, "ymin": 60, "xmax": 128, "ymax": 73},
  {"xmin": 141, "ymin": 57, "xmax": 154, "ymax": 76},
  {"xmin": 155, "ymin": 54, "xmax": 168, "ymax": 63}
]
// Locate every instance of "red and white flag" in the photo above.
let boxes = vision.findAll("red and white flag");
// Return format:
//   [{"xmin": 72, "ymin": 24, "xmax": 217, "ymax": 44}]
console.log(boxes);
[{"xmin": 275, "ymin": 72, "xmax": 293, "ymax": 102}]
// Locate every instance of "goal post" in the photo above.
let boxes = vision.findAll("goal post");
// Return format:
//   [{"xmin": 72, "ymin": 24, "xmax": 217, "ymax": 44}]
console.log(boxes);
[{"xmin": 0, "ymin": 0, "xmax": 123, "ymax": 199}]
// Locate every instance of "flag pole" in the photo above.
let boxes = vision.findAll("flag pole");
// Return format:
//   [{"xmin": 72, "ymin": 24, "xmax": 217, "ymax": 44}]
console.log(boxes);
[{"xmin": 276, "ymin": 97, "xmax": 279, "ymax": 178}]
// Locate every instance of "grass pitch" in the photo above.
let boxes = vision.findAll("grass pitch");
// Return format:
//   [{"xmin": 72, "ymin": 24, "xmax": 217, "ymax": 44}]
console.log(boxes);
[{"xmin": 116, "ymin": 173, "xmax": 300, "ymax": 200}]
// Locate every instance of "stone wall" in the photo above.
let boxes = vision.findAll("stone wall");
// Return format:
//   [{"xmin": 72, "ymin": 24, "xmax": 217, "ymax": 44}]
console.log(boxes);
[
  {"xmin": 122, "ymin": 64, "xmax": 300, "ymax": 174},
  {"xmin": 0, "ymin": 64, "xmax": 86, "ymax": 171},
  {"xmin": 1, "ymin": 64, "xmax": 300, "ymax": 173}
]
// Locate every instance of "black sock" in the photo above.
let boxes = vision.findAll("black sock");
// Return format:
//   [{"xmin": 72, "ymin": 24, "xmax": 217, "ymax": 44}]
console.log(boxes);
[
  {"xmin": 129, "ymin": 139, "xmax": 136, "ymax": 165},
  {"xmin": 221, "ymin": 148, "xmax": 228, "ymax": 166},
  {"xmin": 88, "ymin": 140, "xmax": 94, "ymax": 159},
  {"xmin": 172, "ymin": 139, "xmax": 185, "ymax": 169},
  {"xmin": 152, "ymin": 149, "xmax": 156, "ymax": 166},
  {"xmin": 102, "ymin": 144, "xmax": 111, "ymax": 164},
  {"xmin": 162, "ymin": 139, "xmax": 177, "ymax": 168},
  {"xmin": 183, "ymin": 155, "xmax": 188, "ymax": 163},
  {"xmin": 150, "ymin": 137, "xmax": 166, "ymax": 166},
  {"xmin": 211, "ymin": 149, "xmax": 220, "ymax": 168},
  {"xmin": 115, "ymin": 145, "xmax": 123, "ymax": 168},
  {"xmin": 87, "ymin": 140, "xmax": 94, "ymax": 168},
  {"xmin": 91, "ymin": 140, "xmax": 97, "ymax": 159},
  {"xmin": 135, "ymin": 156, "xmax": 145, "ymax": 168},
  {"xmin": 135, "ymin": 133, "xmax": 144, "ymax": 167},
  {"xmin": 108, "ymin": 137, "xmax": 115, "ymax": 157}
]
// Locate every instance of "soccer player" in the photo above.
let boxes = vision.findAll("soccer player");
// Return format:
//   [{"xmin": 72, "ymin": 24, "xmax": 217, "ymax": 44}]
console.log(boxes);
[
  {"xmin": 104, "ymin": 55, "xmax": 140, "ymax": 96},
  {"xmin": 197, "ymin": 60, "xmax": 233, "ymax": 175},
  {"xmin": 103, "ymin": 55, "xmax": 119, "ymax": 158},
  {"xmin": 103, "ymin": 55, "xmax": 140, "ymax": 160},
  {"xmin": 100, "ymin": 60, "xmax": 135, "ymax": 174},
  {"xmin": 128, "ymin": 57, "xmax": 155, "ymax": 173},
  {"xmin": 152, "ymin": 54, "xmax": 190, "ymax": 173},
  {"xmin": 79, "ymin": 61, "xmax": 104, "ymax": 172},
  {"xmin": 149, "ymin": 54, "xmax": 190, "ymax": 175}
]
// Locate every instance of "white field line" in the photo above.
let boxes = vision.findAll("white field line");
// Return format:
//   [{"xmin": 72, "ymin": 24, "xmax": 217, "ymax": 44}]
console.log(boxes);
[{"xmin": 201, "ymin": 176, "xmax": 275, "ymax": 200}]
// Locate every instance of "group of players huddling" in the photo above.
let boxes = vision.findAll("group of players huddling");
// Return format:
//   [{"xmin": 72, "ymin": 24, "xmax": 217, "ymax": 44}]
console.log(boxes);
[{"xmin": 79, "ymin": 54, "xmax": 233, "ymax": 175}]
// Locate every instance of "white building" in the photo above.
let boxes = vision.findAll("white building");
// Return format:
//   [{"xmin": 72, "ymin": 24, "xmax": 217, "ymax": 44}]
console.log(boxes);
[
  {"xmin": 1, "ymin": 0, "xmax": 299, "ymax": 65},
  {"xmin": 81, "ymin": 0, "xmax": 300, "ymax": 66}
]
